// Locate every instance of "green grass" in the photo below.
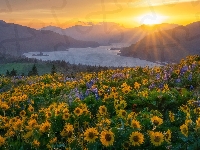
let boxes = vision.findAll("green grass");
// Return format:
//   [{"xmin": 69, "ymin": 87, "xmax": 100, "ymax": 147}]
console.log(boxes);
[{"xmin": 0, "ymin": 63, "xmax": 52, "ymax": 75}]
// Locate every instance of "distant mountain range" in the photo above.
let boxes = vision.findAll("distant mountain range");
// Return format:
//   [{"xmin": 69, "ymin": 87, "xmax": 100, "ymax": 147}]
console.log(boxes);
[
  {"xmin": 0, "ymin": 20, "xmax": 99, "ymax": 56},
  {"xmin": 119, "ymin": 21, "xmax": 200, "ymax": 62},
  {"xmin": 2, "ymin": 20, "xmax": 200, "ymax": 63},
  {"xmin": 41, "ymin": 22, "xmax": 178, "ymax": 45}
]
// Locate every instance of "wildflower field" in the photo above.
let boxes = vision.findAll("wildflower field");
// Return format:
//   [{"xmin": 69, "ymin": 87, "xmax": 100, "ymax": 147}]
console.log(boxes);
[{"xmin": 0, "ymin": 55, "xmax": 200, "ymax": 150}]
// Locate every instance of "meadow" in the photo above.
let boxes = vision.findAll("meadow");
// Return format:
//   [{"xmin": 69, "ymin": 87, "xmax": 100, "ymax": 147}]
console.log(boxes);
[{"xmin": 0, "ymin": 55, "xmax": 200, "ymax": 150}]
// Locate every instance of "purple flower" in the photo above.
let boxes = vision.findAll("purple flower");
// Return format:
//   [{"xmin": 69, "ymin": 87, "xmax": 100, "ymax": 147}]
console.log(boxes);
[
  {"xmin": 188, "ymin": 74, "xmax": 192, "ymax": 81},
  {"xmin": 180, "ymin": 66, "xmax": 188, "ymax": 74},
  {"xmin": 175, "ymin": 78, "xmax": 181, "ymax": 83},
  {"xmin": 190, "ymin": 85, "xmax": 194, "ymax": 90}
]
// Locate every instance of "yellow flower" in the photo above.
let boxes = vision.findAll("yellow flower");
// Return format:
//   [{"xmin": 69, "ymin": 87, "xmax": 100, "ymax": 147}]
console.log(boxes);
[
  {"xmin": 61, "ymin": 123, "xmax": 74, "ymax": 137},
  {"xmin": 45, "ymin": 112, "xmax": 52, "ymax": 119},
  {"xmin": 39, "ymin": 121, "xmax": 51, "ymax": 133},
  {"xmin": 131, "ymin": 120, "xmax": 141, "ymax": 129},
  {"xmin": 20, "ymin": 110, "xmax": 26, "ymax": 117},
  {"xmin": 23, "ymin": 131, "xmax": 33, "ymax": 139},
  {"xmin": 149, "ymin": 131, "xmax": 164, "ymax": 146},
  {"xmin": 13, "ymin": 119, "xmax": 23, "ymax": 131},
  {"xmin": 140, "ymin": 90, "xmax": 148, "ymax": 98},
  {"xmin": 28, "ymin": 105, "xmax": 34, "ymax": 112},
  {"xmin": 155, "ymin": 67, "xmax": 161, "ymax": 73},
  {"xmin": 185, "ymin": 119, "xmax": 193, "ymax": 126},
  {"xmin": 122, "ymin": 86, "xmax": 131, "ymax": 94},
  {"xmin": 122, "ymin": 141, "xmax": 130, "ymax": 150},
  {"xmin": 119, "ymin": 100, "xmax": 127, "ymax": 109},
  {"xmin": 0, "ymin": 135, "xmax": 5, "ymax": 147},
  {"xmin": 84, "ymin": 127, "xmax": 98, "ymax": 143},
  {"xmin": 0, "ymin": 102, "xmax": 9, "ymax": 110},
  {"xmin": 62, "ymin": 113, "xmax": 70, "ymax": 120},
  {"xmin": 50, "ymin": 137, "xmax": 57, "ymax": 144},
  {"xmin": 164, "ymin": 129, "xmax": 171, "ymax": 143},
  {"xmin": 151, "ymin": 116, "xmax": 163, "ymax": 126},
  {"xmin": 117, "ymin": 109, "xmax": 127, "ymax": 119},
  {"xmin": 100, "ymin": 130, "xmax": 115, "ymax": 147},
  {"xmin": 163, "ymin": 84, "xmax": 169, "ymax": 92},
  {"xmin": 99, "ymin": 105, "xmax": 107, "ymax": 115},
  {"xmin": 142, "ymin": 79, "xmax": 148, "ymax": 85},
  {"xmin": 180, "ymin": 124, "xmax": 188, "ymax": 137},
  {"xmin": 129, "ymin": 131, "xmax": 144, "ymax": 146},
  {"xmin": 196, "ymin": 117, "xmax": 200, "ymax": 128},
  {"xmin": 33, "ymin": 139, "xmax": 40, "ymax": 148},
  {"xmin": 169, "ymin": 111, "xmax": 175, "ymax": 122},
  {"xmin": 179, "ymin": 105, "xmax": 189, "ymax": 113},
  {"xmin": 134, "ymin": 82, "xmax": 141, "ymax": 90},
  {"xmin": 27, "ymin": 119, "xmax": 38, "ymax": 130},
  {"xmin": 74, "ymin": 107, "xmax": 83, "ymax": 116}
]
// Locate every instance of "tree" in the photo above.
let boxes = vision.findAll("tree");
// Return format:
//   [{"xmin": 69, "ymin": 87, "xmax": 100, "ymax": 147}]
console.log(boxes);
[
  {"xmin": 28, "ymin": 64, "xmax": 38, "ymax": 76},
  {"xmin": 10, "ymin": 68, "xmax": 17, "ymax": 76},
  {"xmin": 51, "ymin": 64, "xmax": 56, "ymax": 75},
  {"xmin": 6, "ymin": 70, "xmax": 10, "ymax": 76}
]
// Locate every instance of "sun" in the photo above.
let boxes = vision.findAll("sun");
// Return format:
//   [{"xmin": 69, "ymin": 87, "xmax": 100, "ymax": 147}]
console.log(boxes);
[{"xmin": 136, "ymin": 13, "xmax": 168, "ymax": 25}]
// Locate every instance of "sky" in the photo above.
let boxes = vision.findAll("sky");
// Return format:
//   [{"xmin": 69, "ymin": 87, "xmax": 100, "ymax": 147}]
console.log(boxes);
[{"xmin": 0, "ymin": 0, "xmax": 200, "ymax": 29}]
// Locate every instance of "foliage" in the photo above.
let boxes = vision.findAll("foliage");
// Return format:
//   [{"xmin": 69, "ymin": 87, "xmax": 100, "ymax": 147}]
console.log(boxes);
[{"xmin": 0, "ymin": 55, "xmax": 200, "ymax": 149}]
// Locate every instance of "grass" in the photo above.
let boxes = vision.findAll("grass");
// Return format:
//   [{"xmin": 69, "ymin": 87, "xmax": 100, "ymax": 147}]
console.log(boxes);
[{"xmin": 0, "ymin": 63, "xmax": 52, "ymax": 75}]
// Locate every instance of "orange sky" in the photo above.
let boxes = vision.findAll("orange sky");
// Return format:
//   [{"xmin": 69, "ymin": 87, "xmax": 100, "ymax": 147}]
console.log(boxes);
[{"xmin": 0, "ymin": 0, "xmax": 200, "ymax": 29}]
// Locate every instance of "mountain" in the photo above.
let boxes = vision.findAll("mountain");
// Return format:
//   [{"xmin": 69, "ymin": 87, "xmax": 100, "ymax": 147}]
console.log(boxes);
[
  {"xmin": 0, "ymin": 20, "xmax": 100, "ymax": 56},
  {"xmin": 119, "ymin": 21, "xmax": 200, "ymax": 62},
  {"xmin": 41, "ymin": 22, "xmax": 178, "ymax": 45}
]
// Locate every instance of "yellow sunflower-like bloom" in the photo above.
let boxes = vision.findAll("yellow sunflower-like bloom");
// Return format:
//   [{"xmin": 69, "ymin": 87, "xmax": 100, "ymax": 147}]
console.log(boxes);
[
  {"xmin": 129, "ymin": 131, "xmax": 144, "ymax": 146},
  {"xmin": 131, "ymin": 120, "xmax": 141, "ymax": 129},
  {"xmin": 0, "ymin": 136, "xmax": 5, "ymax": 147},
  {"xmin": 60, "ymin": 123, "xmax": 74, "ymax": 137},
  {"xmin": 28, "ymin": 105, "xmax": 34, "ymax": 112},
  {"xmin": 99, "ymin": 105, "xmax": 107, "ymax": 115},
  {"xmin": 180, "ymin": 124, "xmax": 188, "ymax": 137},
  {"xmin": 119, "ymin": 100, "xmax": 127, "ymax": 109},
  {"xmin": 179, "ymin": 105, "xmax": 189, "ymax": 114},
  {"xmin": 50, "ymin": 137, "xmax": 57, "ymax": 144},
  {"xmin": 122, "ymin": 86, "xmax": 131, "ymax": 94},
  {"xmin": 13, "ymin": 119, "xmax": 23, "ymax": 131},
  {"xmin": 169, "ymin": 111, "xmax": 175, "ymax": 122},
  {"xmin": 20, "ymin": 110, "xmax": 26, "ymax": 117},
  {"xmin": 134, "ymin": 82, "xmax": 141, "ymax": 90},
  {"xmin": 100, "ymin": 130, "xmax": 115, "ymax": 147},
  {"xmin": 62, "ymin": 113, "xmax": 70, "ymax": 120},
  {"xmin": 164, "ymin": 129, "xmax": 171, "ymax": 143},
  {"xmin": 122, "ymin": 141, "xmax": 130, "ymax": 150},
  {"xmin": 151, "ymin": 116, "xmax": 163, "ymax": 126},
  {"xmin": 84, "ymin": 127, "xmax": 98, "ymax": 143},
  {"xmin": 33, "ymin": 139, "xmax": 40, "ymax": 148},
  {"xmin": 39, "ymin": 121, "xmax": 51, "ymax": 133},
  {"xmin": 196, "ymin": 117, "xmax": 200, "ymax": 128},
  {"xmin": 149, "ymin": 131, "xmax": 164, "ymax": 146},
  {"xmin": 74, "ymin": 107, "xmax": 83, "ymax": 116},
  {"xmin": 117, "ymin": 109, "xmax": 127, "ymax": 119}
]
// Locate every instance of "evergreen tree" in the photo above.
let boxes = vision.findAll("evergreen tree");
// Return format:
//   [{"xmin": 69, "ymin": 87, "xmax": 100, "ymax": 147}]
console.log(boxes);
[
  {"xmin": 28, "ymin": 64, "xmax": 38, "ymax": 76},
  {"xmin": 6, "ymin": 70, "xmax": 10, "ymax": 77},
  {"xmin": 10, "ymin": 68, "xmax": 17, "ymax": 76},
  {"xmin": 51, "ymin": 64, "xmax": 56, "ymax": 75}
]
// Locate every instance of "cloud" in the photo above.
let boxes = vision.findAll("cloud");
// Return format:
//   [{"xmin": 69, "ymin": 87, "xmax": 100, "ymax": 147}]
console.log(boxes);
[{"xmin": 128, "ymin": 0, "xmax": 200, "ymax": 7}]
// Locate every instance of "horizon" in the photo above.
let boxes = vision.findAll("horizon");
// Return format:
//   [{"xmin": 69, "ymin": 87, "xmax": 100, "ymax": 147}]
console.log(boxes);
[
  {"xmin": 1, "ymin": 0, "xmax": 200, "ymax": 29},
  {"xmin": 1, "ymin": 19, "xmax": 200, "ymax": 30}
]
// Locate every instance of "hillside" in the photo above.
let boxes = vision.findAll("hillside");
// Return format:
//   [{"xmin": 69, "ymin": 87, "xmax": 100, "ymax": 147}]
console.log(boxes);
[
  {"xmin": 119, "ymin": 21, "xmax": 200, "ymax": 62},
  {"xmin": 0, "ymin": 55, "xmax": 200, "ymax": 149},
  {"xmin": 41, "ymin": 22, "xmax": 178, "ymax": 45},
  {"xmin": 0, "ymin": 20, "xmax": 100, "ymax": 56}
]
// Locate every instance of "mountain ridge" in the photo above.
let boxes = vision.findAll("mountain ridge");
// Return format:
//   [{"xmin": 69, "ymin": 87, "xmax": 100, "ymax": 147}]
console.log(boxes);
[
  {"xmin": 119, "ymin": 21, "xmax": 200, "ymax": 62},
  {"xmin": 0, "ymin": 20, "xmax": 100, "ymax": 56},
  {"xmin": 41, "ymin": 22, "xmax": 179, "ymax": 45}
]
